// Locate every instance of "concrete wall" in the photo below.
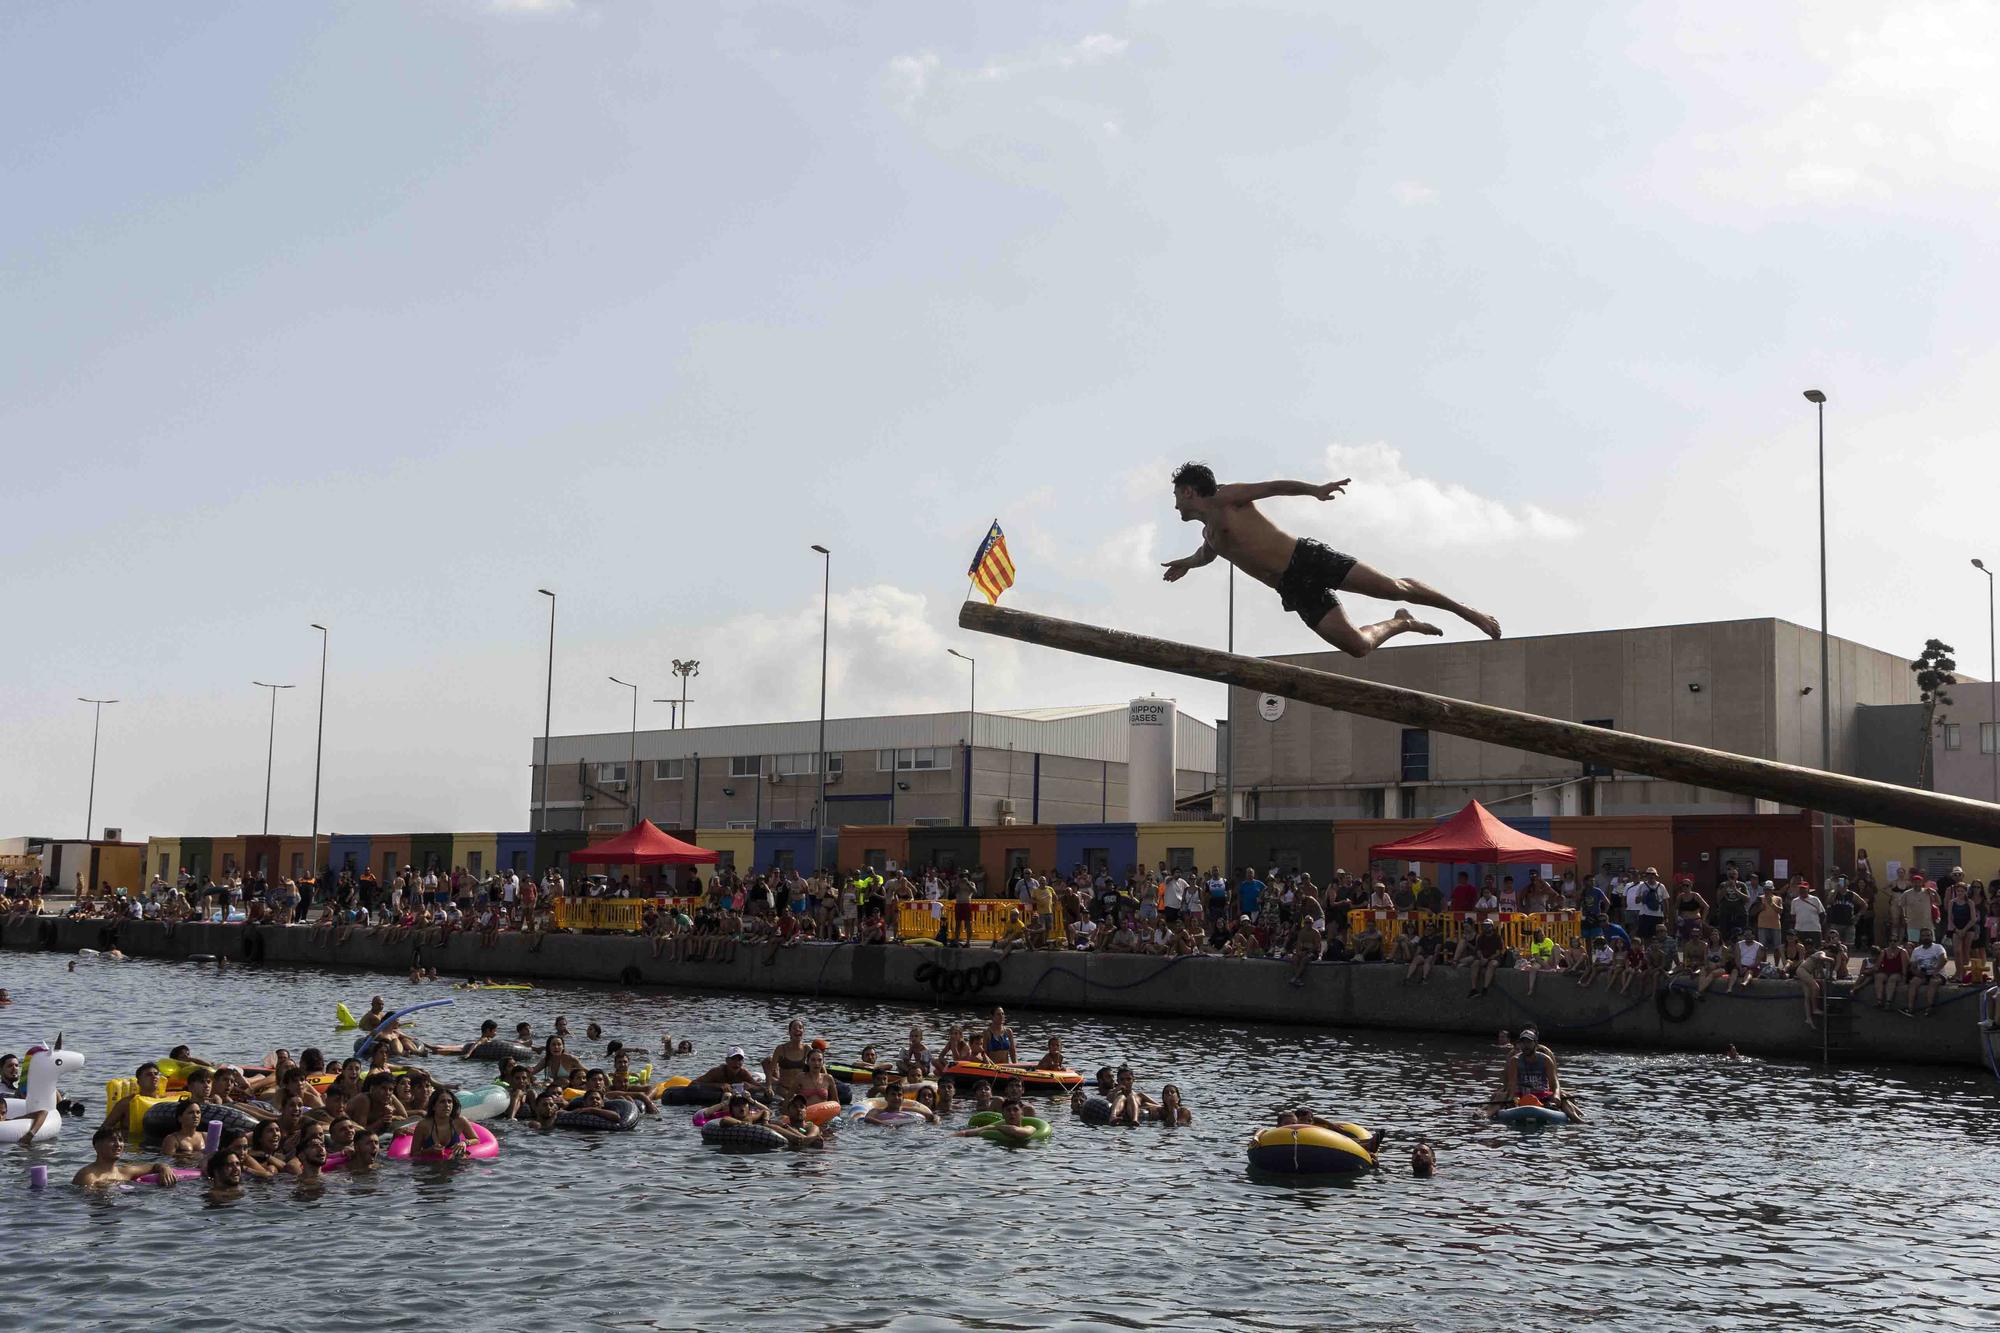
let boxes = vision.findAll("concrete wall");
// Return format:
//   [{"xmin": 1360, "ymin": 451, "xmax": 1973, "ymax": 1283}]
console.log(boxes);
[
  {"xmin": 6, "ymin": 916, "xmax": 1987, "ymax": 1070},
  {"xmin": 1853, "ymin": 821, "xmax": 2000, "ymax": 884}
]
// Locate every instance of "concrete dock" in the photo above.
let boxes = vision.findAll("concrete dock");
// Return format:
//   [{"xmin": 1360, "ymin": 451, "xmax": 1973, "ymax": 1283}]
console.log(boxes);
[{"xmin": 6, "ymin": 915, "xmax": 1995, "ymax": 1069}]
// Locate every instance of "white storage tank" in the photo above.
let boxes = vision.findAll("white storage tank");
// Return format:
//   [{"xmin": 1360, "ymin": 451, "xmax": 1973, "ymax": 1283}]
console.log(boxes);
[{"xmin": 1126, "ymin": 697, "xmax": 1178, "ymax": 822}]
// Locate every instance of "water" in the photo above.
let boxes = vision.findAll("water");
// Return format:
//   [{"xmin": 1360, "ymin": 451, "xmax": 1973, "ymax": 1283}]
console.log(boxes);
[{"xmin": 3, "ymin": 948, "xmax": 1996, "ymax": 1332}]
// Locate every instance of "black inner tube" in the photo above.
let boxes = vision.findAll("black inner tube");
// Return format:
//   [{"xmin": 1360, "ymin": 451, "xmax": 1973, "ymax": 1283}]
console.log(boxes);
[{"xmin": 1656, "ymin": 985, "xmax": 1697, "ymax": 1023}]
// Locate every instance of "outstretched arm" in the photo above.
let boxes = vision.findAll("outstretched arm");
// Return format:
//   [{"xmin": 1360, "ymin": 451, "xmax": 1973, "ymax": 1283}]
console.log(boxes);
[
  {"xmin": 1215, "ymin": 478, "xmax": 1349, "ymax": 504},
  {"xmin": 1160, "ymin": 542, "xmax": 1217, "ymax": 582}
]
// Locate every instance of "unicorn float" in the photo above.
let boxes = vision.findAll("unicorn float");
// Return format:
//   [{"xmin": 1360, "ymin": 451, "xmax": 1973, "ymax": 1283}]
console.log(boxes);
[{"xmin": 2, "ymin": 1037, "xmax": 83, "ymax": 1145}]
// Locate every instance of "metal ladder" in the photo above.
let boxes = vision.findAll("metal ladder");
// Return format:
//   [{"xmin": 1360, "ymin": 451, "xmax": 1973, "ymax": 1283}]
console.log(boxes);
[{"xmin": 1819, "ymin": 985, "xmax": 1855, "ymax": 1065}]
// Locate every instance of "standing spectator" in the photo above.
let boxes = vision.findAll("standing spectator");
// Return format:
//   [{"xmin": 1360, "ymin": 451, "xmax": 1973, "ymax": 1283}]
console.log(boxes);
[
  {"xmin": 1235, "ymin": 868, "xmax": 1265, "ymax": 922},
  {"xmin": 1160, "ymin": 869, "xmax": 1188, "ymax": 926},
  {"xmin": 1713, "ymin": 872, "xmax": 1750, "ymax": 942},
  {"xmin": 1626, "ymin": 867, "xmax": 1669, "ymax": 943},
  {"xmin": 1824, "ymin": 880, "xmax": 1859, "ymax": 952},
  {"xmin": 1447, "ymin": 872, "xmax": 1477, "ymax": 915},
  {"xmin": 1899, "ymin": 876, "xmax": 1938, "ymax": 945},
  {"xmin": 1790, "ymin": 879, "xmax": 1827, "ymax": 950},
  {"xmin": 1753, "ymin": 885, "xmax": 1786, "ymax": 959}
]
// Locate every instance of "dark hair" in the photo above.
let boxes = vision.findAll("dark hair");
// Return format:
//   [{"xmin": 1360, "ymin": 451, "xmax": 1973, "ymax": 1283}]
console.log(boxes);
[{"xmin": 1171, "ymin": 462, "xmax": 1217, "ymax": 496}]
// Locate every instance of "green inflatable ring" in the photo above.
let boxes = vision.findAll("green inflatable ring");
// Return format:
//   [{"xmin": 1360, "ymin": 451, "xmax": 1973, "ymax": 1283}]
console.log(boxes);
[{"xmin": 967, "ymin": 1110, "xmax": 1052, "ymax": 1143}]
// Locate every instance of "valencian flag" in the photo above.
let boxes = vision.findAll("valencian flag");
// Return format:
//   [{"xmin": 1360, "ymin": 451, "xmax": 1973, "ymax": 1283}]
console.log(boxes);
[{"xmin": 968, "ymin": 520, "xmax": 1016, "ymax": 603}]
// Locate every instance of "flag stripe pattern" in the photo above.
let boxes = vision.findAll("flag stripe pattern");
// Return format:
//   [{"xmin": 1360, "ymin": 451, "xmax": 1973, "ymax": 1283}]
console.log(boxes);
[{"xmin": 968, "ymin": 522, "xmax": 1015, "ymax": 603}]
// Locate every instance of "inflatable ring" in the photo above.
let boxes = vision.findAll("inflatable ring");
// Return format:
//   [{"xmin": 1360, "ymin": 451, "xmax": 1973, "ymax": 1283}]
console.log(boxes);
[
  {"xmin": 455, "ymin": 1082, "xmax": 513, "ymax": 1124},
  {"xmin": 38, "ymin": 920, "xmax": 58, "ymax": 950},
  {"xmin": 619, "ymin": 965, "xmax": 642, "ymax": 987},
  {"xmin": 465, "ymin": 1040, "xmax": 535, "ymax": 1063},
  {"xmin": 1657, "ymin": 985, "xmax": 1697, "ymax": 1023},
  {"xmin": 388, "ymin": 1120, "xmax": 500, "ymax": 1160},
  {"xmin": 661, "ymin": 1082, "xmax": 729, "ymax": 1107},
  {"xmin": 1495, "ymin": 1100, "xmax": 1569, "ymax": 1126},
  {"xmin": 554, "ymin": 1097, "xmax": 642, "ymax": 1131},
  {"xmin": 802, "ymin": 1100, "xmax": 842, "ymax": 1125},
  {"xmin": 979, "ymin": 960, "xmax": 1002, "ymax": 988},
  {"xmin": 1246, "ymin": 1124, "xmax": 1374, "ymax": 1176},
  {"xmin": 967, "ymin": 1110, "xmax": 1052, "ymax": 1143},
  {"xmin": 914, "ymin": 961, "xmax": 938, "ymax": 986},
  {"xmin": 241, "ymin": 931, "xmax": 266, "ymax": 963},
  {"xmin": 700, "ymin": 1121, "xmax": 786, "ymax": 1152}
]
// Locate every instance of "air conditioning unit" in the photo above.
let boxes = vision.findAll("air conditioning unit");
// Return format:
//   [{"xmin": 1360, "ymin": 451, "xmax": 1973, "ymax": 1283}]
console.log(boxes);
[
  {"xmin": 608, "ymin": 781, "xmax": 628, "ymax": 793},
  {"xmin": 771, "ymin": 773, "xmax": 784, "ymax": 785},
  {"xmin": 1001, "ymin": 814, "xmax": 1018, "ymax": 826},
  {"xmin": 825, "ymin": 770, "xmax": 841, "ymax": 784},
  {"xmin": 997, "ymin": 799, "xmax": 1016, "ymax": 816}
]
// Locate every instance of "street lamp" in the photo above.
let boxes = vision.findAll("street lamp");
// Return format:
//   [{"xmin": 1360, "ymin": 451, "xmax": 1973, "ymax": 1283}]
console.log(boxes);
[
  {"xmin": 1804, "ymin": 388, "xmax": 1833, "ymax": 880},
  {"xmin": 947, "ymin": 649, "xmax": 976, "ymax": 746},
  {"xmin": 538, "ymin": 589, "xmax": 556, "ymax": 835},
  {"xmin": 310, "ymin": 623, "xmax": 328, "ymax": 878},
  {"xmin": 252, "ymin": 681, "xmax": 295, "ymax": 835},
  {"xmin": 671, "ymin": 658, "xmax": 700, "ymax": 729},
  {"xmin": 609, "ymin": 675, "xmax": 639, "ymax": 828},
  {"xmin": 78, "ymin": 697, "xmax": 117, "ymax": 842},
  {"xmin": 1974, "ymin": 559, "xmax": 1997, "ymax": 802},
  {"xmin": 1225, "ymin": 564, "xmax": 1235, "ymax": 879},
  {"xmin": 811, "ymin": 544, "xmax": 831, "ymax": 870}
]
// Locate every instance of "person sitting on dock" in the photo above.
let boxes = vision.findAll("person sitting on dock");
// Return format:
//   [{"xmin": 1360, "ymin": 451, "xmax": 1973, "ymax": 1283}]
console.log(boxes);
[
  {"xmin": 1465, "ymin": 918, "xmax": 1504, "ymax": 998},
  {"xmin": 1905, "ymin": 930, "xmax": 1949, "ymax": 1017}
]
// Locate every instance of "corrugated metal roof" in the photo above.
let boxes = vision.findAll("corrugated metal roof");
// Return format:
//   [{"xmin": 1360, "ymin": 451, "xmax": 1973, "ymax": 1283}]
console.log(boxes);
[{"xmin": 537, "ymin": 704, "xmax": 1216, "ymax": 771}]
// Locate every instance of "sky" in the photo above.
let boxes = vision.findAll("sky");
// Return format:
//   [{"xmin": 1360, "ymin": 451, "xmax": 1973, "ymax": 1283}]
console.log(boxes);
[{"xmin": 4, "ymin": 0, "xmax": 1997, "ymax": 840}]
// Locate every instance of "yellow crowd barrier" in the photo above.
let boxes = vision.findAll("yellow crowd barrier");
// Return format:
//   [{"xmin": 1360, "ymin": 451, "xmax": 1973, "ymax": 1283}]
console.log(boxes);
[
  {"xmin": 894, "ymin": 898, "xmax": 1065, "ymax": 943},
  {"xmin": 1345, "ymin": 909, "xmax": 1580, "ymax": 951},
  {"xmin": 553, "ymin": 897, "xmax": 649, "ymax": 932}
]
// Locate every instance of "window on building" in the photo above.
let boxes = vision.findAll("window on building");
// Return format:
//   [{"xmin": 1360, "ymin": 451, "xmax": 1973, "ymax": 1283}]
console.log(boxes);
[
  {"xmin": 510, "ymin": 850, "xmax": 528, "ymax": 874},
  {"xmin": 157, "ymin": 853, "xmax": 170, "ymax": 879},
  {"xmin": 1271, "ymin": 848, "xmax": 1302, "ymax": 874},
  {"xmin": 382, "ymin": 852, "xmax": 397, "ymax": 880},
  {"xmin": 1944, "ymin": 723, "xmax": 1962, "ymax": 750},
  {"xmin": 654, "ymin": 758, "xmax": 684, "ymax": 781},
  {"xmin": 1718, "ymin": 848, "xmax": 1761, "ymax": 881},
  {"xmin": 1982, "ymin": 722, "xmax": 1999, "ymax": 755},
  {"xmin": 590, "ymin": 821, "xmax": 624, "ymax": 832},
  {"xmin": 290, "ymin": 852, "xmax": 305, "ymax": 879},
  {"xmin": 768, "ymin": 820, "xmax": 807, "ymax": 830},
  {"xmin": 878, "ymin": 747, "xmax": 952, "ymax": 771},
  {"xmin": 1083, "ymin": 846, "xmax": 1109, "ymax": 871},
  {"xmin": 223, "ymin": 853, "xmax": 237, "ymax": 877},
  {"xmin": 1582, "ymin": 720, "xmax": 1615, "ymax": 777},
  {"xmin": 597, "ymin": 762, "xmax": 627, "ymax": 783},
  {"xmin": 1400, "ymin": 729, "xmax": 1430, "ymax": 784},
  {"xmin": 1167, "ymin": 846, "xmax": 1195, "ymax": 872},
  {"xmin": 468, "ymin": 851, "xmax": 483, "ymax": 878},
  {"xmin": 1594, "ymin": 848, "xmax": 1630, "ymax": 878},
  {"xmin": 1007, "ymin": 847, "xmax": 1031, "ymax": 875},
  {"xmin": 772, "ymin": 849, "xmax": 796, "ymax": 873},
  {"xmin": 715, "ymin": 850, "xmax": 736, "ymax": 872},
  {"xmin": 1399, "ymin": 787, "xmax": 1419, "ymax": 819},
  {"xmin": 864, "ymin": 848, "xmax": 887, "ymax": 869},
  {"xmin": 725, "ymin": 820, "xmax": 756, "ymax": 830},
  {"xmin": 912, "ymin": 816, "xmax": 955, "ymax": 827},
  {"xmin": 775, "ymin": 753, "xmax": 817, "ymax": 775},
  {"xmin": 729, "ymin": 755, "xmax": 761, "ymax": 778},
  {"xmin": 1365, "ymin": 788, "xmax": 1386, "ymax": 819}
]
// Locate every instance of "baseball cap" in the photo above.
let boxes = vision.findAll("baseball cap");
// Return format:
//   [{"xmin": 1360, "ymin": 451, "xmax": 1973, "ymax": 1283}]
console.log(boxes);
[
  {"xmin": 726, "ymin": 1046, "xmax": 746, "ymax": 1060},
  {"xmin": 1516, "ymin": 1029, "xmax": 1538, "ymax": 1044}
]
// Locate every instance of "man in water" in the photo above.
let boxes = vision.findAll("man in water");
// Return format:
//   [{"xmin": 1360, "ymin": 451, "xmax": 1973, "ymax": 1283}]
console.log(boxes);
[
  {"xmin": 1162, "ymin": 462, "xmax": 1500, "ymax": 656},
  {"xmin": 73, "ymin": 1124, "xmax": 180, "ymax": 1189},
  {"xmin": 1489, "ymin": 1029, "xmax": 1585, "ymax": 1121}
]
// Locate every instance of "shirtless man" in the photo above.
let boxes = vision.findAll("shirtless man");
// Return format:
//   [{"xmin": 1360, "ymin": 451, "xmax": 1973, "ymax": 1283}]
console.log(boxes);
[
  {"xmin": 1163, "ymin": 462, "xmax": 1500, "ymax": 656},
  {"xmin": 73, "ymin": 1124, "xmax": 180, "ymax": 1190}
]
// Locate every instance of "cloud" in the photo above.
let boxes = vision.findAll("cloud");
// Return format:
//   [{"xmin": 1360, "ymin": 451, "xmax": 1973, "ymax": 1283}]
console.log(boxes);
[
  {"xmin": 887, "ymin": 33, "xmax": 1130, "ymax": 110},
  {"xmin": 1315, "ymin": 441, "xmax": 1582, "ymax": 544},
  {"xmin": 1641, "ymin": 0, "xmax": 2000, "ymax": 208},
  {"xmin": 886, "ymin": 50, "xmax": 940, "ymax": 112},
  {"xmin": 1390, "ymin": 180, "xmax": 1438, "ymax": 206}
]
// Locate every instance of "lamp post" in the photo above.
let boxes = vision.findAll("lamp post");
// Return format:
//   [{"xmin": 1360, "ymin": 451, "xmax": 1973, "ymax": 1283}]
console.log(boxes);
[
  {"xmin": 609, "ymin": 675, "xmax": 639, "ymax": 828},
  {"xmin": 78, "ymin": 697, "xmax": 117, "ymax": 841},
  {"xmin": 949, "ymin": 648, "xmax": 975, "ymax": 826},
  {"xmin": 1975, "ymin": 559, "xmax": 1997, "ymax": 803},
  {"xmin": 537, "ymin": 589, "xmax": 556, "ymax": 835},
  {"xmin": 1804, "ymin": 388, "xmax": 1833, "ymax": 880},
  {"xmin": 671, "ymin": 658, "xmax": 699, "ymax": 730},
  {"xmin": 811, "ymin": 544, "xmax": 831, "ymax": 871},
  {"xmin": 310, "ymin": 624, "xmax": 328, "ymax": 877},
  {"xmin": 252, "ymin": 681, "xmax": 295, "ymax": 835},
  {"xmin": 1224, "ymin": 564, "xmax": 1235, "ymax": 881}
]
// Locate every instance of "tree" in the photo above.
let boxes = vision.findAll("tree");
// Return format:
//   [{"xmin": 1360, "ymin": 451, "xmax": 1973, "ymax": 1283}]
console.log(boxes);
[{"xmin": 1911, "ymin": 639, "xmax": 1957, "ymax": 790}]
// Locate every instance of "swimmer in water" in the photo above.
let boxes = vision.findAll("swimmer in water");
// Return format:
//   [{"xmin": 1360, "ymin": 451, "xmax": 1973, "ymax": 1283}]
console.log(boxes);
[
  {"xmin": 1151, "ymin": 1084, "xmax": 1192, "ymax": 1126},
  {"xmin": 72, "ymin": 1125, "xmax": 179, "ymax": 1190},
  {"xmin": 1488, "ymin": 1030, "xmax": 1585, "ymax": 1123},
  {"xmin": 158, "ymin": 1100, "xmax": 207, "ymax": 1158},
  {"xmin": 408, "ymin": 1089, "xmax": 475, "ymax": 1158},
  {"xmin": 865, "ymin": 1081, "xmax": 937, "ymax": 1125},
  {"xmin": 770, "ymin": 1095, "xmax": 826, "ymax": 1150},
  {"xmin": 530, "ymin": 1036, "xmax": 585, "ymax": 1086},
  {"xmin": 202, "ymin": 1149, "xmax": 244, "ymax": 1198},
  {"xmin": 1033, "ymin": 1037, "xmax": 1067, "ymax": 1071},
  {"xmin": 344, "ymin": 1127, "xmax": 380, "ymax": 1171},
  {"xmin": 953, "ymin": 1098, "xmax": 1037, "ymax": 1144},
  {"xmin": 102, "ymin": 1062, "xmax": 164, "ymax": 1132},
  {"xmin": 1411, "ymin": 1138, "xmax": 1436, "ymax": 1177}
]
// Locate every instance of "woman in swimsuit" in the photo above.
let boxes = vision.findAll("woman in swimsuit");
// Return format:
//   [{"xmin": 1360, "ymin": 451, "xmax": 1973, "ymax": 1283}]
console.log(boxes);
[
  {"xmin": 901, "ymin": 1025, "xmax": 934, "ymax": 1079},
  {"xmin": 769, "ymin": 1019, "xmax": 812, "ymax": 1099},
  {"xmin": 981, "ymin": 1008, "xmax": 1017, "ymax": 1065},
  {"xmin": 408, "ymin": 1089, "xmax": 476, "ymax": 1158},
  {"xmin": 243, "ymin": 1121, "xmax": 289, "ymax": 1178},
  {"xmin": 561, "ymin": 1090, "xmax": 627, "ymax": 1127},
  {"xmin": 794, "ymin": 1051, "xmax": 842, "ymax": 1107},
  {"xmin": 1150, "ymin": 1084, "xmax": 1192, "ymax": 1126},
  {"xmin": 1674, "ymin": 883, "xmax": 1709, "ymax": 940},
  {"xmin": 531, "ymin": 1036, "xmax": 585, "ymax": 1086},
  {"xmin": 159, "ymin": 1100, "xmax": 207, "ymax": 1158}
]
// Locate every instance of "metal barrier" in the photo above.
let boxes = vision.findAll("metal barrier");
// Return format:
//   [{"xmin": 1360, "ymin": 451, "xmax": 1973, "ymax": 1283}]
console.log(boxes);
[
  {"xmin": 894, "ymin": 898, "xmax": 1064, "ymax": 943},
  {"xmin": 552, "ymin": 898, "xmax": 649, "ymax": 932},
  {"xmin": 1345, "ymin": 909, "xmax": 1580, "ymax": 950}
]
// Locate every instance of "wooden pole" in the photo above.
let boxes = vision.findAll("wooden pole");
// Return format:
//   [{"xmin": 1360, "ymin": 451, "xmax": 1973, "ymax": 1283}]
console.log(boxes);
[{"xmin": 960, "ymin": 601, "xmax": 2000, "ymax": 848}]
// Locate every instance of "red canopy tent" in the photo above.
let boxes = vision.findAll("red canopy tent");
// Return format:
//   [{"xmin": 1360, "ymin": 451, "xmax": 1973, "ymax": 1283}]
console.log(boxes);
[
  {"xmin": 1368, "ymin": 799, "xmax": 1576, "ymax": 865},
  {"xmin": 568, "ymin": 820, "xmax": 719, "ymax": 867}
]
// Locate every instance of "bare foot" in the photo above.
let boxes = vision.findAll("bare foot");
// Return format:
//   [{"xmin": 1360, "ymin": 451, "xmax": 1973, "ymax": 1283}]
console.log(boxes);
[
  {"xmin": 1394, "ymin": 608, "xmax": 1443, "ymax": 637},
  {"xmin": 1465, "ymin": 609, "xmax": 1502, "ymax": 639}
]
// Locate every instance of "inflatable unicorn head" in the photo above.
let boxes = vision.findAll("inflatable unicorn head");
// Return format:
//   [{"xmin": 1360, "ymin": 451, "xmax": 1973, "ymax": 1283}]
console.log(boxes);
[{"xmin": 3, "ymin": 1035, "xmax": 84, "ymax": 1143}]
